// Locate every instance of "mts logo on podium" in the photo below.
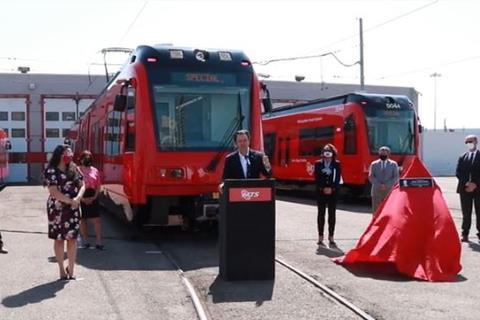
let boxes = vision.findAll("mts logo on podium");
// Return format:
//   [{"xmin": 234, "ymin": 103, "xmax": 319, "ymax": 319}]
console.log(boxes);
[{"xmin": 229, "ymin": 188, "xmax": 272, "ymax": 202}]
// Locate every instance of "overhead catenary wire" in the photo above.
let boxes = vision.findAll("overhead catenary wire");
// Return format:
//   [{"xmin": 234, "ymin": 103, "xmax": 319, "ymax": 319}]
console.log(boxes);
[
  {"xmin": 376, "ymin": 54, "xmax": 480, "ymax": 80},
  {"xmin": 254, "ymin": 51, "xmax": 359, "ymax": 67},
  {"xmin": 80, "ymin": 61, "xmax": 124, "ymax": 95},
  {"xmin": 363, "ymin": 0, "xmax": 439, "ymax": 34},
  {"xmin": 253, "ymin": 0, "xmax": 439, "ymax": 68},
  {"xmin": 1, "ymin": 1, "xmax": 146, "ymax": 76},
  {"xmin": 118, "ymin": 1, "xmax": 149, "ymax": 44},
  {"xmin": 305, "ymin": 0, "xmax": 439, "ymax": 55}
]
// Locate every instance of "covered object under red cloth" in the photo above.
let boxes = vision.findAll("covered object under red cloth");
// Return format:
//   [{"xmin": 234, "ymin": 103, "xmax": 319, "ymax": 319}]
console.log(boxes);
[{"xmin": 335, "ymin": 157, "xmax": 462, "ymax": 281}]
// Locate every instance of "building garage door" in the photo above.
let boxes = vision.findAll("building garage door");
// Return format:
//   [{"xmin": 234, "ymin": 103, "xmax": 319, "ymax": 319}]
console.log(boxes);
[
  {"xmin": 43, "ymin": 97, "xmax": 94, "ymax": 153},
  {"xmin": 0, "ymin": 97, "xmax": 29, "ymax": 182}
]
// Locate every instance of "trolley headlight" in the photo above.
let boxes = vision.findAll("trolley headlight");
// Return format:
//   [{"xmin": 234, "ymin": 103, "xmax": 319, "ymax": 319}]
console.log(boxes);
[
  {"xmin": 170, "ymin": 168, "xmax": 184, "ymax": 178},
  {"xmin": 159, "ymin": 169, "xmax": 167, "ymax": 177}
]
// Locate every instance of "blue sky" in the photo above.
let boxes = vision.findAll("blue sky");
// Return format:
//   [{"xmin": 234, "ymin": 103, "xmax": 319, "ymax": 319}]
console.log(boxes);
[{"xmin": 1, "ymin": 0, "xmax": 479, "ymax": 129}]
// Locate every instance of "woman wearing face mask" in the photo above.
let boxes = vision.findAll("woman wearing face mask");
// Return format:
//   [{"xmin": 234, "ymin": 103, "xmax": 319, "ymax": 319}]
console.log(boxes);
[
  {"xmin": 77, "ymin": 150, "xmax": 104, "ymax": 250},
  {"xmin": 44, "ymin": 144, "xmax": 85, "ymax": 280},
  {"xmin": 314, "ymin": 144, "xmax": 342, "ymax": 246}
]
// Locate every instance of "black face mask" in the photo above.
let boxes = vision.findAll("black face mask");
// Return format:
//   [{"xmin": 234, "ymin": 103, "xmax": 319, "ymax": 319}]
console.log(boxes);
[
  {"xmin": 379, "ymin": 155, "xmax": 388, "ymax": 161},
  {"xmin": 82, "ymin": 158, "xmax": 92, "ymax": 167}
]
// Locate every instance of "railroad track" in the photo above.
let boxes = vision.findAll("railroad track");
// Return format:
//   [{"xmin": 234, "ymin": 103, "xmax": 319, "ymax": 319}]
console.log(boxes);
[
  {"xmin": 158, "ymin": 246, "xmax": 211, "ymax": 320},
  {"xmin": 158, "ymin": 235, "xmax": 375, "ymax": 320},
  {"xmin": 275, "ymin": 256, "xmax": 376, "ymax": 320},
  {"xmin": 154, "ymin": 241, "xmax": 211, "ymax": 320}
]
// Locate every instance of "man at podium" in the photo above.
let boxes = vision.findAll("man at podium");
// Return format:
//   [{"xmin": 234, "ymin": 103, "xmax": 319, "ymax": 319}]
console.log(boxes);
[
  {"xmin": 222, "ymin": 129, "xmax": 272, "ymax": 180},
  {"xmin": 218, "ymin": 129, "xmax": 276, "ymax": 281}
]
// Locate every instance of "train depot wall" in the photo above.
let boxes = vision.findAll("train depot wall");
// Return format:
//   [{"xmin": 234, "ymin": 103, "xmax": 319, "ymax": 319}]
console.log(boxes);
[
  {"xmin": 0, "ymin": 73, "xmax": 105, "ymax": 183},
  {"xmin": 421, "ymin": 128, "xmax": 480, "ymax": 176}
]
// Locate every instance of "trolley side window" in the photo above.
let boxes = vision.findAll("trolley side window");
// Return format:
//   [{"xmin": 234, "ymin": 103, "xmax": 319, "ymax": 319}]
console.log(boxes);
[
  {"xmin": 263, "ymin": 133, "xmax": 276, "ymax": 160},
  {"xmin": 125, "ymin": 120, "xmax": 135, "ymax": 152},
  {"xmin": 90, "ymin": 122, "xmax": 99, "ymax": 154},
  {"xmin": 299, "ymin": 126, "xmax": 334, "ymax": 156},
  {"xmin": 125, "ymin": 87, "xmax": 136, "ymax": 152},
  {"xmin": 106, "ymin": 111, "xmax": 122, "ymax": 156},
  {"xmin": 127, "ymin": 87, "xmax": 135, "ymax": 112},
  {"xmin": 343, "ymin": 114, "xmax": 357, "ymax": 154}
]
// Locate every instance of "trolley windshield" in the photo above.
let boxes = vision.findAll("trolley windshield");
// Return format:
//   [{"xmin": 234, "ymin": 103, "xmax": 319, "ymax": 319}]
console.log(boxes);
[
  {"xmin": 152, "ymin": 85, "xmax": 250, "ymax": 151},
  {"xmin": 363, "ymin": 98, "xmax": 416, "ymax": 155}
]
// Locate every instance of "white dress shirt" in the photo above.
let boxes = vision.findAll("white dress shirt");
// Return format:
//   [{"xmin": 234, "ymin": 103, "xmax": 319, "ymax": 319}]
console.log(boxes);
[
  {"xmin": 469, "ymin": 151, "xmax": 476, "ymax": 163},
  {"xmin": 239, "ymin": 149, "xmax": 250, "ymax": 178}
]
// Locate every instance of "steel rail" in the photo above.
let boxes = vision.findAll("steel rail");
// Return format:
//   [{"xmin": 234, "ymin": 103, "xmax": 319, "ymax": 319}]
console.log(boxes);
[{"xmin": 275, "ymin": 257, "xmax": 376, "ymax": 320}]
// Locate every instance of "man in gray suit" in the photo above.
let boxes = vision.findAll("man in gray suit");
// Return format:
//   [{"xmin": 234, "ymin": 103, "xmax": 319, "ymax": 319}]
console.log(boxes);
[{"xmin": 368, "ymin": 146, "xmax": 399, "ymax": 213}]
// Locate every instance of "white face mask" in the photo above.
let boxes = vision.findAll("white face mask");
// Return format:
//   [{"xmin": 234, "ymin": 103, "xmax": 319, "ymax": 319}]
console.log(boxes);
[
  {"xmin": 467, "ymin": 142, "xmax": 476, "ymax": 150},
  {"xmin": 323, "ymin": 151, "xmax": 333, "ymax": 158}
]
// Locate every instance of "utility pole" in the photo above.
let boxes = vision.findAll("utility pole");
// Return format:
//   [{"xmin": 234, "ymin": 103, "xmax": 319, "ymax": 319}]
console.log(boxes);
[
  {"xmin": 430, "ymin": 72, "xmax": 441, "ymax": 131},
  {"xmin": 359, "ymin": 18, "xmax": 365, "ymax": 91}
]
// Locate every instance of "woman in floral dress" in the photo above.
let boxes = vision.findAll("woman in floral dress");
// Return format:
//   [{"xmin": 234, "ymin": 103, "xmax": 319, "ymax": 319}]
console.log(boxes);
[{"xmin": 44, "ymin": 145, "xmax": 85, "ymax": 280}]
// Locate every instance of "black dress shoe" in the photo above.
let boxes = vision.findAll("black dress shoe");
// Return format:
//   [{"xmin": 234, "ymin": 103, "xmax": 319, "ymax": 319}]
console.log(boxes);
[
  {"xmin": 0, "ymin": 246, "xmax": 7, "ymax": 254},
  {"xmin": 461, "ymin": 235, "xmax": 469, "ymax": 242}
]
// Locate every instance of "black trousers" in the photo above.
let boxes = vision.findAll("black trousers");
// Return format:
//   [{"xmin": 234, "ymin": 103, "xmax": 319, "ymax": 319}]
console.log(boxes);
[
  {"xmin": 0, "ymin": 231, "xmax": 3, "ymax": 246},
  {"xmin": 316, "ymin": 193, "xmax": 337, "ymax": 237},
  {"xmin": 460, "ymin": 191, "xmax": 480, "ymax": 237}
]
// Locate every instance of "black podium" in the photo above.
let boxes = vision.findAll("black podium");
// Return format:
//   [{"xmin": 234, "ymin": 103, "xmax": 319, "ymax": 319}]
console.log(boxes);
[{"xmin": 219, "ymin": 179, "xmax": 275, "ymax": 281}]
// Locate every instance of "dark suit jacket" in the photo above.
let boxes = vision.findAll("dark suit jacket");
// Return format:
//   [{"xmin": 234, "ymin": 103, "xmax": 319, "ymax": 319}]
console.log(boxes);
[
  {"xmin": 222, "ymin": 149, "xmax": 271, "ymax": 180},
  {"xmin": 456, "ymin": 150, "xmax": 480, "ymax": 193},
  {"xmin": 314, "ymin": 159, "xmax": 342, "ymax": 191}
]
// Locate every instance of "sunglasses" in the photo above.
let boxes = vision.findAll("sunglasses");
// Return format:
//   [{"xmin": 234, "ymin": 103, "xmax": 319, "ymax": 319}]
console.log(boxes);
[{"xmin": 466, "ymin": 141, "xmax": 475, "ymax": 144}]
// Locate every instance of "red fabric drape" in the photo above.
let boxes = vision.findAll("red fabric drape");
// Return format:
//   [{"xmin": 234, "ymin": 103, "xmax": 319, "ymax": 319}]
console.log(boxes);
[{"xmin": 335, "ymin": 157, "xmax": 462, "ymax": 281}]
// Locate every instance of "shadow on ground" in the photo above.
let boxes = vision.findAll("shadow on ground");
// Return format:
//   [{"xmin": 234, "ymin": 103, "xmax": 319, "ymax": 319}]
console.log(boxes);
[
  {"xmin": 72, "ymin": 211, "xmax": 220, "ymax": 273},
  {"xmin": 208, "ymin": 275, "xmax": 274, "ymax": 304},
  {"xmin": 315, "ymin": 244, "xmax": 345, "ymax": 258},
  {"xmin": 2, "ymin": 280, "xmax": 68, "ymax": 308},
  {"xmin": 467, "ymin": 242, "xmax": 480, "ymax": 252},
  {"xmin": 339, "ymin": 262, "xmax": 468, "ymax": 283}
]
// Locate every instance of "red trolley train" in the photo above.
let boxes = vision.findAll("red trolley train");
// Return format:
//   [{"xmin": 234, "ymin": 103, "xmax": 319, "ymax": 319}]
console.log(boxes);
[
  {"xmin": 262, "ymin": 93, "xmax": 421, "ymax": 195},
  {"xmin": 69, "ymin": 45, "xmax": 264, "ymax": 226}
]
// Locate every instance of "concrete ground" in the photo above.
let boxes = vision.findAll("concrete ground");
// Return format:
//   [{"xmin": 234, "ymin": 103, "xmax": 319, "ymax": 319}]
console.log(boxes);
[
  {"xmin": 0, "ymin": 186, "xmax": 196, "ymax": 320},
  {"xmin": 272, "ymin": 177, "xmax": 477, "ymax": 320},
  {"xmin": 0, "ymin": 177, "xmax": 478, "ymax": 320}
]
